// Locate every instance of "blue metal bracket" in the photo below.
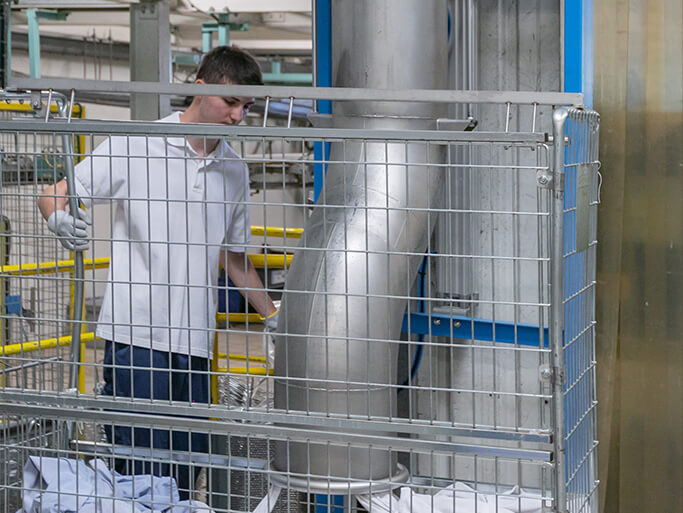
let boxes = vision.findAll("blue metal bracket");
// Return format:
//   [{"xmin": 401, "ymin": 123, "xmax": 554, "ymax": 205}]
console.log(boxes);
[
  {"xmin": 315, "ymin": 494, "xmax": 344, "ymax": 513},
  {"xmin": 401, "ymin": 312, "xmax": 549, "ymax": 347},
  {"xmin": 262, "ymin": 60, "xmax": 312, "ymax": 85},
  {"xmin": 201, "ymin": 12, "xmax": 248, "ymax": 53}
]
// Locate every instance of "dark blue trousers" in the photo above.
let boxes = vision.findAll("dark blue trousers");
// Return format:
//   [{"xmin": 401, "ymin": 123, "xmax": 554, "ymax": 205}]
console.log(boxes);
[{"xmin": 102, "ymin": 341, "xmax": 210, "ymax": 500}]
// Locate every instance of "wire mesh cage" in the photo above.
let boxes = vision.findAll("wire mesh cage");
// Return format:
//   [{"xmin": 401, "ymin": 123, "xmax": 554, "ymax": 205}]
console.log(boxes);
[
  {"xmin": 0, "ymin": 86, "xmax": 599, "ymax": 513},
  {"xmin": 0, "ymin": 96, "xmax": 86, "ymax": 396}
]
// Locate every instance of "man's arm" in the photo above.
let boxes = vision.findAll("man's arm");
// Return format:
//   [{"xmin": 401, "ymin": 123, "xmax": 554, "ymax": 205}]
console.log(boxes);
[
  {"xmin": 38, "ymin": 178, "xmax": 69, "ymax": 221},
  {"xmin": 223, "ymin": 250, "xmax": 277, "ymax": 318}
]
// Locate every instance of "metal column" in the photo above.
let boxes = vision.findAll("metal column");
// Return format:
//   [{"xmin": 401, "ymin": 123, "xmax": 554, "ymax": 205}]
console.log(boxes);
[
  {"xmin": 550, "ymin": 107, "xmax": 569, "ymax": 513},
  {"xmin": 0, "ymin": 1, "xmax": 10, "ymax": 88},
  {"xmin": 129, "ymin": 0, "xmax": 170, "ymax": 120}
]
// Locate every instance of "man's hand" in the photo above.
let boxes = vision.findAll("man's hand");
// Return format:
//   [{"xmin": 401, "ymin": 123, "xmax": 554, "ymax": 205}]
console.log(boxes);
[
  {"xmin": 264, "ymin": 310, "xmax": 279, "ymax": 332},
  {"xmin": 263, "ymin": 310, "xmax": 279, "ymax": 366},
  {"xmin": 47, "ymin": 208, "xmax": 92, "ymax": 251}
]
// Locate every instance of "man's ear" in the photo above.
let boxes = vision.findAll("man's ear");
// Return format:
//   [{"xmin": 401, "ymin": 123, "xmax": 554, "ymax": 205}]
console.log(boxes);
[{"xmin": 188, "ymin": 79, "xmax": 205, "ymax": 106}]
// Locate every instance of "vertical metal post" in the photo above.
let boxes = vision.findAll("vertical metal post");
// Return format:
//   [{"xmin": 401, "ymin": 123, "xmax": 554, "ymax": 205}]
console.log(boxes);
[
  {"xmin": 217, "ymin": 13, "xmax": 230, "ymax": 46},
  {"xmin": 313, "ymin": 0, "xmax": 331, "ymax": 203},
  {"xmin": 550, "ymin": 106, "xmax": 569, "ymax": 513},
  {"xmin": 130, "ymin": 0, "xmax": 171, "ymax": 120},
  {"xmin": 202, "ymin": 26, "xmax": 212, "ymax": 53},
  {"xmin": 564, "ymin": 0, "xmax": 594, "ymax": 107},
  {"xmin": 0, "ymin": 1, "xmax": 11, "ymax": 88},
  {"xmin": 26, "ymin": 9, "xmax": 40, "ymax": 78}
]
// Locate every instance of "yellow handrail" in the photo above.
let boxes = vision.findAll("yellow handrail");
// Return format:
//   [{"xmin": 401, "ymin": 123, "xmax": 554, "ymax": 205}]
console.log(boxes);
[
  {"xmin": 247, "ymin": 254, "xmax": 293, "ymax": 268},
  {"xmin": 217, "ymin": 312, "xmax": 268, "ymax": 324},
  {"xmin": 0, "ymin": 253, "xmax": 293, "ymax": 277},
  {"xmin": 1, "ymin": 331, "xmax": 96, "ymax": 357},
  {"xmin": 1, "ymin": 331, "xmax": 266, "ymax": 364},
  {"xmin": 250, "ymin": 225, "xmax": 303, "ymax": 238},
  {"xmin": 0, "ymin": 257, "xmax": 110, "ymax": 276},
  {"xmin": 216, "ymin": 352, "xmax": 267, "ymax": 364},
  {"xmin": 0, "ymin": 103, "xmax": 83, "ymax": 115},
  {"xmin": 217, "ymin": 366, "xmax": 272, "ymax": 376}
]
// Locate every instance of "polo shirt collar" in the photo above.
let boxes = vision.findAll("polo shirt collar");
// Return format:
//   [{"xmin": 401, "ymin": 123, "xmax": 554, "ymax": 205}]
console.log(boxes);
[{"xmin": 160, "ymin": 111, "xmax": 229, "ymax": 161}]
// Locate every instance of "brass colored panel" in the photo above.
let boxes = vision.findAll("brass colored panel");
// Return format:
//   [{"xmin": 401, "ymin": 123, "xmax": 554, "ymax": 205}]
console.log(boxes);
[{"xmin": 594, "ymin": 1, "xmax": 683, "ymax": 512}]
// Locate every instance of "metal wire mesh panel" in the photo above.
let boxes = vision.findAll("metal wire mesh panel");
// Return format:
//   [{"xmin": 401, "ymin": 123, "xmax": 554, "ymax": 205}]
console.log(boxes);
[
  {"xmin": 561, "ymin": 108, "xmax": 600, "ymax": 513},
  {"xmin": 0, "ymin": 99, "xmax": 86, "ymax": 397},
  {"xmin": 0, "ymin": 89, "xmax": 598, "ymax": 513},
  {"xmin": 0, "ymin": 117, "xmax": 73, "ymax": 395}
]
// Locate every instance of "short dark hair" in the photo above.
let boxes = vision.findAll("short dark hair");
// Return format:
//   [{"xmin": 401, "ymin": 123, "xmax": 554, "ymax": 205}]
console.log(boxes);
[{"xmin": 196, "ymin": 46, "xmax": 263, "ymax": 86}]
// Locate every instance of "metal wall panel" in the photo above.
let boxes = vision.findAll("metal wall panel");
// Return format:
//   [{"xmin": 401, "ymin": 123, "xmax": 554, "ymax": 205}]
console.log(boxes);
[{"xmin": 593, "ymin": 1, "xmax": 683, "ymax": 512}]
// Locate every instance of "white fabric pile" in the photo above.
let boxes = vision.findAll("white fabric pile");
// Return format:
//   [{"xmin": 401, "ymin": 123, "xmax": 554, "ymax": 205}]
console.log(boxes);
[
  {"xmin": 18, "ymin": 456, "xmax": 214, "ymax": 513},
  {"xmin": 356, "ymin": 482, "xmax": 546, "ymax": 513},
  {"xmin": 254, "ymin": 482, "xmax": 546, "ymax": 513}
]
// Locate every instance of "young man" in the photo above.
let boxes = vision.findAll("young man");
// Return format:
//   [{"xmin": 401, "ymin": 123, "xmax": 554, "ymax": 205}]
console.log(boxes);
[{"xmin": 38, "ymin": 46, "xmax": 278, "ymax": 499}]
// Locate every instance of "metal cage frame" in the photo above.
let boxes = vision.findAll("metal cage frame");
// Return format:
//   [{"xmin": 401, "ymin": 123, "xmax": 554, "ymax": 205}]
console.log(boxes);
[{"xmin": 0, "ymin": 83, "xmax": 598, "ymax": 513}]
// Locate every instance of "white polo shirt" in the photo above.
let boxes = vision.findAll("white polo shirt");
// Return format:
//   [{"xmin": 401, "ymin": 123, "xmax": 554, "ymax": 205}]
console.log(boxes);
[{"xmin": 74, "ymin": 112, "xmax": 251, "ymax": 358}]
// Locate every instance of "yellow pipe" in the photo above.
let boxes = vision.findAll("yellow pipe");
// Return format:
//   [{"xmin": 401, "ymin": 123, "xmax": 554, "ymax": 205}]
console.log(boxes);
[
  {"xmin": 2, "ymin": 330, "xmax": 265, "ymax": 367},
  {"xmin": 1, "ymin": 331, "xmax": 96, "ymax": 356},
  {"xmin": 219, "ymin": 366, "xmax": 273, "ymax": 376},
  {"xmin": 0, "ymin": 252, "xmax": 290, "ymax": 277},
  {"xmin": 215, "ymin": 352, "xmax": 267, "ymax": 364},
  {"xmin": 211, "ymin": 332, "xmax": 219, "ymax": 404},
  {"xmin": 217, "ymin": 312, "xmax": 266, "ymax": 324},
  {"xmin": 78, "ymin": 337, "xmax": 86, "ymax": 394},
  {"xmin": 247, "ymin": 254, "xmax": 293, "ymax": 268},
  {"xmin": 0, "ymin": 103, "xmax": 73, "ymax": 114},
  {"xmin": 0, "ymin": 257, "xmax": 110, "ymax": 276},
  {"xmin": 250, "ymin": 225, "xmax": 303, "ymax": 238}
]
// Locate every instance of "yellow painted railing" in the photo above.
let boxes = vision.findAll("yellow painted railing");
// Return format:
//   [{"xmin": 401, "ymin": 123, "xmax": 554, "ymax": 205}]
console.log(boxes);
[
  {"xmin": 0, "ymin": 257, "xmax": 110, "ymax": 276},
  {"xmin": 247, "ymin": 253, "xmax": 293, "ymax": 268},
  {"xmin": 0, "ymin": 331, "xmax": 96, "ymax": 356},
  {"xmin": 216, "ymin": 366, "xmax": 272, "ymax": 376},
  {"xmin": 0, "ymin": 253, "xmax": 294, "ymax": 277},
  {"xmin": 2, "ymin": 330, "xmax": 267, "ymax": 363},
  {"xmin": 250, "ymin": 225, "xmax": 303, "ymax": 238},
  {"xmin": 216, "ymin": 312, "xmax": 266, "ymax": 324}
]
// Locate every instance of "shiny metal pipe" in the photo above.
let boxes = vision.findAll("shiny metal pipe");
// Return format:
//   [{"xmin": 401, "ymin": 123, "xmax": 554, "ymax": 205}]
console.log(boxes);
[{"xmin": 274, "ymin": 0, "xmax": 448, "ymax": 483}]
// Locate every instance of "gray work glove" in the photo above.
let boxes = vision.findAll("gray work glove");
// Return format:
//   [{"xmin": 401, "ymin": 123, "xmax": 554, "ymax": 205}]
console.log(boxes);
[
  {"xmin": 264, "ymin": 311, "xmax": 279, "ymax": 332},
  {"xmin": 263, "ymin": 310, "xmax": 279, "ymax": 366},
  {"xmin": 47, "ymin": 208, "xmax": 92, "ymax": 251}
]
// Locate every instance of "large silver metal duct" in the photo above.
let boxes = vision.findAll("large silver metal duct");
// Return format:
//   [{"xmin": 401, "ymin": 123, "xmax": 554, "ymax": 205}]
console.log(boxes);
[{"xmin": 273, "ymin": 0, "xmax": 448, "ymax": 488}]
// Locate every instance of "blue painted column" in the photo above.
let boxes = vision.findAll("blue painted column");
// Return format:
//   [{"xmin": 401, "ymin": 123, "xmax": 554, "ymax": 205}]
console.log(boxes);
[
  {"xmin": 313, "ymin": 4, "xmax": 342, "ymax": 511},
  {"xmin": 564, "ymin": 0, "xmax": 594, "ymax": 107},
  {"xmin": 563, "ymin": 0, "xmax": 594, "ymax": 495},
  {"xmin": 313, "ymin": 0, "xmax": 332, "ymax": 203}
]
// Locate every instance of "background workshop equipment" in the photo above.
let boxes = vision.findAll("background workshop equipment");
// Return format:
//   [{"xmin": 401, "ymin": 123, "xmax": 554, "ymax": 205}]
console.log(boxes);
[{"xmin": 0, "ymin": 1, "xmax": 680, "ymax": 513}]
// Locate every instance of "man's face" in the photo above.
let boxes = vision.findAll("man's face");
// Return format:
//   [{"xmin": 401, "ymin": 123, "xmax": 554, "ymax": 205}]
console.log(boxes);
[{"xmin": 195, "ymin": 78, "xmax": 255, "ymax": 125}]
